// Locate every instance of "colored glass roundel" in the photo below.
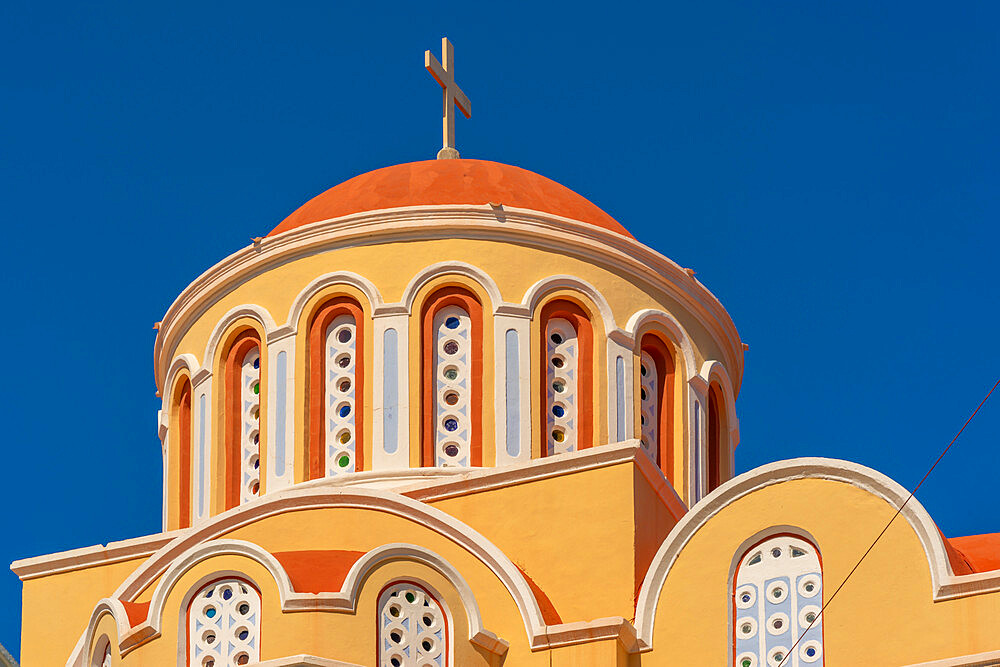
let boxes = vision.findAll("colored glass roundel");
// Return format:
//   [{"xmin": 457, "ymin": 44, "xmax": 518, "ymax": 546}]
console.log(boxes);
[
  {"xmin": 325, "ymin": 313, "xmax": 357, "ymax": 476},
  {"xmin": 188, "ymin": 579, "xmax": 260, "ymax": 667},
  {"xmin": 733, "ymin": 535, "xmax": 824, "ymax": 666},
  {"xmin": 240, "ymin": 347, "xmax": 261, "ymax": 503},
  {"xmin": 378, "ymin": 583, "xmax": 448, "ymax": 667},
  {"xmin": 545, "ymin": 318, "xmax": 578, "ymax": 456},
  {"xmin": 433, "ymin": 306, "xmax": 471, "ymax": 467}
]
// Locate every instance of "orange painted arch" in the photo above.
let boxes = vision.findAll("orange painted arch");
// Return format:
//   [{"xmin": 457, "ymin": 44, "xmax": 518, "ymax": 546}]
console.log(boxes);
[
  {"xmin": 223, "ymin": 330, "xmax": 262, "ymax": 511},
  {"xmin": 640, "ymin": 333, "xmax": 676, "ymax": 483},
  {"xmin": 420, "ymin": 287, "xmax": 484, "ymax": 467},
  {"xmin": 539, "ymin": 299, "xmax": 594, "ymax": 454},
  {"xmin": 307, "ymin": 297, "xmax": 366, "ymax": 478},
  {"xmin": 174, "ymin": 377, "xmax": 193, "ymax": 530}
]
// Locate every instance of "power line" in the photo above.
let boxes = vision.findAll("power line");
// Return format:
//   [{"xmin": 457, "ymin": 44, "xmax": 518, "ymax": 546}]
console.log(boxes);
[{"xmin": 776, "ymin": 377, "xmax": 1000, "ymax": 667}]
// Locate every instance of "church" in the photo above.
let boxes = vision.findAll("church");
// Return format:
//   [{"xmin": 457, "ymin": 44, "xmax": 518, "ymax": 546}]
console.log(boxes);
[{"xmin": 11, "ymin": 39, "xmax": 1000, "ymax": 667}]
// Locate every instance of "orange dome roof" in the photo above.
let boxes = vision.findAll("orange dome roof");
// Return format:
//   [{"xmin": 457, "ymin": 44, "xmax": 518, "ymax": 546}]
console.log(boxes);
[{"xmin": 269, "ymin": 159, "xmax": 632, "ymax": 238}]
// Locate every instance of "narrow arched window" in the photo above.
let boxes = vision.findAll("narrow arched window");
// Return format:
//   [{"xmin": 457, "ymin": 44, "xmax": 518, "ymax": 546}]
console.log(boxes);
[
  {"xmin": 540, "ymin": 300, "xmax": 593, "ymax": 456},
  {"xmin": 546, "ymin": 318, "xmax": 578, "ymax": 454},
  {"xmin": 102, "ymin": 645, "xmax": 111, "ymax": 667},
  {"xmin": 378, "ymin": 582, "xmax": 449, "ymax": 667},
  {"xmin": 308, "ymin": 297, "xmax": 365, "ymax": 478},
  {"xmin": 174, "ymin": 377, "xmax": 193, "ymax": 529},
  {"xmin": 638, "ymin": 334, "xmax": 675, "ymax": 479},
  {"xmin": 733, "ymin": 535, "xmax": 824, "ymax": 667},
  {"xmin": 708, "ymin": 383, "xmax": 727, "ymax": 492},
  {"xmin": 421, "ymin": 287, "xmax": 483, "ymax": 467},
  {"xmin": 224, "ymin": 331, "xmax": 262, "ymax": 509},
  {"xmin": 188, "ymin": 578, "xmax": 261, "ymax": 667}
]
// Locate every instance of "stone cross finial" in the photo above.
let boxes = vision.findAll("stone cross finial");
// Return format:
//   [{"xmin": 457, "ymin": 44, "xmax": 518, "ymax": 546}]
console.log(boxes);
[{"xmin": 425, "ymin": 37, "xmax": 471, "ymax": 160}]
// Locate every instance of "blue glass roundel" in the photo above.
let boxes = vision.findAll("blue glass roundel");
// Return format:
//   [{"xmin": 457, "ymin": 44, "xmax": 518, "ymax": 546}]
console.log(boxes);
[
  {"xmin": 551, "ymin": 405, "xmax": 565, "ymax": 417},
  {"xmin": 445, "ymin": 316, "xmax": 461, "ymax": 329},
  {"xmin": 252, "ymin": 357, "xmax": 260, "ymax": 370},
  {"xmin": 339, "ymin": 404, "xmax": 351, "ymax": 418},
  {"xmin": 444, "ymin": 418, "xmax": 459, "ymax": 432}
]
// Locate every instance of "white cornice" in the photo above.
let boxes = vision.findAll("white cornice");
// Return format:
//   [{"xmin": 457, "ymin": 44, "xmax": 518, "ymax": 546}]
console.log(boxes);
[
  {"xmin": 903, "ymin": 650, "xmax": 1000, "ymax": 667},
  {"xmin": 252, "ymin": 657, "xmax": 364, "ymax": 667},
  {"xmin": 10, "ymin": 531, "xmax": 180, "ymax": 581},
  {"xmin": 11, "ymin": 442, "xmax": 675, "ymax": 583},
  {"xmin": 152, "ymin": 205, "xmax": 744, "ymax": 393}
]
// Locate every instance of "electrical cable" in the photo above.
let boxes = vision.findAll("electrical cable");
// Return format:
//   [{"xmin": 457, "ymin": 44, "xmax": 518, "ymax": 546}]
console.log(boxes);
[{"xmin": 775, "ymin": 377, "xmax": 1000, "ymax": 667}]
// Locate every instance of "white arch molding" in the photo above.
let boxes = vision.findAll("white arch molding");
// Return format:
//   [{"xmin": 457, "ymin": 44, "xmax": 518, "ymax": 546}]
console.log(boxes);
[
  {"xmin": 699, "ymin": 360, "xmax": 740, "ymax": 447},
  {"xmin": 202, "ymin": 304, "xmax": 279, "ymax": 369},
  {"xmin": 286, "ymin": 271, "xmax": 384, "ymax": 326},
  {"xmin": 69, "ymin": 539, "xmax": 511, "ymax": 664},
  {"xmin": 395, "ymin": 260, "xmax": 504, "ymax": 314},
  {"xmin": 626, "ymin": 309, "xmax": 699, "ymax": 382},
  {"xmin": 67, "ymin": 486, "xmax": 539, "ymax": 665},
  {"xmin": 519, "ymin": 275, "xmax": 618, "ymax": 336}
]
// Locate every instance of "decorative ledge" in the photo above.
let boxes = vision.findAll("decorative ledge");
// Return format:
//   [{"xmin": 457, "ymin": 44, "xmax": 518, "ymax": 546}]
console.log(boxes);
[{"xmin": 252, "ymin": 656, "xmax": 364, "ymax": 667}]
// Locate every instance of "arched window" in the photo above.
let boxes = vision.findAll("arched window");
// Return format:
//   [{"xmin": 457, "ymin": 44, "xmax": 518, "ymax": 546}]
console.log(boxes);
[
  {"xmin": 539, "ymin": 300, "xmax": 593, "ymax": 456},
  {"xmin": 708, "ymin": 383, "xmax": 728, "ymax": 492},
  {"xmin": 378, "ymin": 582, "xmax": 449, "ymax": 667},
  {"xmin": 102, "ymin": 645, "xmax": 112, "ymax": 667},
  {"xmin": 308, "ymin": 297, "xmax": 365, "ymax": 478},
  {"xmin": 733, "ymin": 535, "xmax": 824, "ymax": 667},
  {"xmin": 188, "ymin": 578, "xmax": 261, "ymax": 667},
  {"xmin": 421, "ymin": 287, "xmax": 483, "ymax": 467},
  {"xmin": 174, "ymin": 377, "xmax": 193, "ymax": 529},
  {"xmin": 638, "ymin": 333, "xmax": 675, "ymax": 479},
  {"xmin": 224, "ymin": 331, "xmax": 262, "ymax": 510}
]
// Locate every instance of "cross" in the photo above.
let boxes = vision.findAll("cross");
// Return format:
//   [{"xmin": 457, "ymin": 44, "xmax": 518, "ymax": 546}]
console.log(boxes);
[{"xmin": 425, "ymin": 37, "xmax": 471, "ymax": 160}]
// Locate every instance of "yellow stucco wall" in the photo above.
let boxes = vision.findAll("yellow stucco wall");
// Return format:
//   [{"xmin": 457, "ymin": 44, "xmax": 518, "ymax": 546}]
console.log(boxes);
[
  {"xmin": 20, "ymin": 458, "xmax": 682, "ymax": 666},
  {"xmin": 17, "ymin": 461, "xmax": 1000, "ymax": 666},
  {"xmin": 19, "ymin": 555, "xmax": 149, "ymax": 667},
  {"xmin": 649, "ymin": 477, "xmax": 1000, "ymax": 665},
  {"xmin": 429, "ymin": 462, "xmax": 641, "ymax": 623}
]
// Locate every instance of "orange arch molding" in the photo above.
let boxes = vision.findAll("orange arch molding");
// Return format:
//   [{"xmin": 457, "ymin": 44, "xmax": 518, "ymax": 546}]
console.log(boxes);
[
  {"xmin": 539, "ymin": 299, "xmax": 594, "ymax": 452},
  {"xmin": 174, "ymin": 378, "xmax": 193, "ymax": 529},
  {"xmin": 307, "ymin": 296, "xmax": 366, "ymax": 478},
  {"xmin": 640, "ymin": 333, "xmax": 675, "ymax": 482},
  {"xmin": 223, "ymin": 330, "xmax": 261, "ymax": 510}
]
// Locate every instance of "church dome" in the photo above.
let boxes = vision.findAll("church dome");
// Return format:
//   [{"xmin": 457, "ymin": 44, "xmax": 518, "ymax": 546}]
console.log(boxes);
[{"xmin": 269, "ymin": 159, "xmax": 633, "ymax": 238}]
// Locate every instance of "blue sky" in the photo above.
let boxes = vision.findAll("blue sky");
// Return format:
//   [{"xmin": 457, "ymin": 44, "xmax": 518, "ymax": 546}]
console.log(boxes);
[{"xmin": 1, "ymin": 0, "xmax": 998, "ymax": 658}]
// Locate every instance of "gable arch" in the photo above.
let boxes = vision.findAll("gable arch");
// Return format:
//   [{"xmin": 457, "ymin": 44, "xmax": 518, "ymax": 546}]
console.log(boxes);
[
  {"xmin": 102, "ymin": 487, "xmax": 547, "ymax": 643},
  {"xmin": 69, "ymin": 537, "xmax": 512, "ymax": 665},
  {"xmin": 633, "ymin": 457, "xmax": 963, "ymax": 651}
]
